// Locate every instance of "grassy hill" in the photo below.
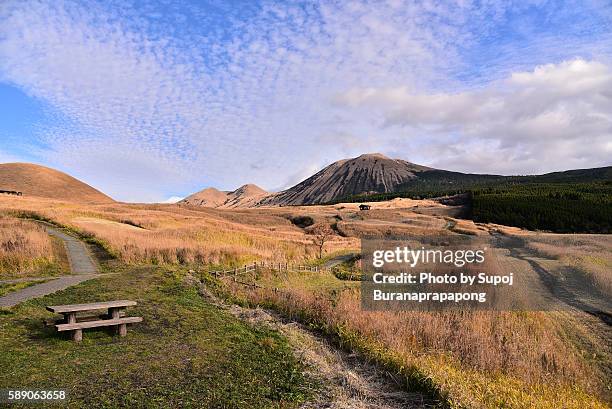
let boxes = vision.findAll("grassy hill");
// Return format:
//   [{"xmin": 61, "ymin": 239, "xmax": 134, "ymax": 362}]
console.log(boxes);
[
  {"xmin": 1, "ymin": 195, "xmax": 609, "ymax": 408},
  {"xmin": 0, "ymin": 163, "xmax": 113, "ymax": 203}
]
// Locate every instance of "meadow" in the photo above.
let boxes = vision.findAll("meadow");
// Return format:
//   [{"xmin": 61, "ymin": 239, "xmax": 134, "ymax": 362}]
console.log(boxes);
[
  {"xmin": 0, "ymin": 196, "xmax": 356, "ymax": 267},
  {"xmin": 0, "ymin": 195, "xmax": 610, "ymax": 408}
]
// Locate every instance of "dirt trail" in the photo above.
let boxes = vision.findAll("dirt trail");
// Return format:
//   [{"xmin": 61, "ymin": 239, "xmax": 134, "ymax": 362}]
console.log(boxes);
[
  {"xmin": 0, "ymin": 225, "xmax": 100, "ymax": 307},
  {"xmin": 195, "ymin": 280, "xmax": 434, "ymax": 408}
]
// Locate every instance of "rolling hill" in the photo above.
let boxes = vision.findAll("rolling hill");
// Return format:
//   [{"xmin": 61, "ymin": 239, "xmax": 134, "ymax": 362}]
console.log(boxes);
[
  {"xmin": 181, "ymin": 183, "xmax": 268, "ymax": 208},
  {"xmin": 180, "ymin": 187, "xmax": 229, "ymax": 207},
  {"xmin": 0, "ymin": 163, "xmax": 113, "ymax": 203}
]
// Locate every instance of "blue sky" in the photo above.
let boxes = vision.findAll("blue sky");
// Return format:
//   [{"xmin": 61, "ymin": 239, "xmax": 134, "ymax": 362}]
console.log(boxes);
[{"xmin": 1, "ymin": 0, "xmax": 611, "ymax": 202}]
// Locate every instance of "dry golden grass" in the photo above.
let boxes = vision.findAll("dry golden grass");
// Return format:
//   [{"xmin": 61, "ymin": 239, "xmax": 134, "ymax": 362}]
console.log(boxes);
[
  {"xmin": 336, "ymin": 213, "xmax": 447, "ymax": 238},
  {"xmin": 0, "ymin": 216, "xmax": 59, "ymax": 278},
  {"xmin": 0, "ymin": 196, "xmax": 357, "ymax": 266},
  {"xmin": 226, "ymin": 273, "xmax": 608, "ymax": 409},
  {"xmin": 447, "ymin": 218, "xmax": 489, "ymax": 235}
]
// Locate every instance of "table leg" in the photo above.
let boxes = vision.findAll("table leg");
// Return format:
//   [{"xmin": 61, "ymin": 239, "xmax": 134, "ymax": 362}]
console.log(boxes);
[
  {"xmin": 67, "ymin": 312, "xmax": 81, "ymax": 342},
  {"xmin": 108, "ymin": 307, "xmax": 123, "ymax": 336},
  {"xmin": 72, "ymin": 329, "xmax": 83, "ymax": 342},
  {"xmin": 109, "ymin": 307, "xmax": 120, "ymax": 319}
]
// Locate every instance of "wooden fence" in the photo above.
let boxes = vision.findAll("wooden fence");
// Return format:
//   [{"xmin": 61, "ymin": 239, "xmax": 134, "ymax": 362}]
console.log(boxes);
[{"xmin": 209, "ymin": 261, "xmax": 319, "ymax": 278}]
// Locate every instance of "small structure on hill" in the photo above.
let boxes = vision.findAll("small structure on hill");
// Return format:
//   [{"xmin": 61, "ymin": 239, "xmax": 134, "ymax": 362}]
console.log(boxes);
[
  {"xmin": 0, "ymin": 189, "xmax": 22, "ymax": 196},
  {"xmin": 359, "ymin": 204, "xmax": 371, "ymax": 211}
]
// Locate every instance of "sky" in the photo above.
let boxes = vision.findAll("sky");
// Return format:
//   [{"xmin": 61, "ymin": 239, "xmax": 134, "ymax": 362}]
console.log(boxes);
[{"xmin": 1, "ymin": 0, "xmax": 611, "ymax": 202}]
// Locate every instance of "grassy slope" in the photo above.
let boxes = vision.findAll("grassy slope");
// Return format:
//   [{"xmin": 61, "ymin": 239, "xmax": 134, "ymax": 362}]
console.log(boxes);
[
  {"xmin": 222, "ymin": 268, "xmax": 610, "ymax": 409},
  {"xmin": 0, "ymin": 266, "xmax": 316, "ymax": 408}
]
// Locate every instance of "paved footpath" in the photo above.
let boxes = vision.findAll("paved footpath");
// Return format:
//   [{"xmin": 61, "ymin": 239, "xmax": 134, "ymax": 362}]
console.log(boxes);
[{"xmin": 0, "ymin": 225, "xmax": 101, "ymax": 308}]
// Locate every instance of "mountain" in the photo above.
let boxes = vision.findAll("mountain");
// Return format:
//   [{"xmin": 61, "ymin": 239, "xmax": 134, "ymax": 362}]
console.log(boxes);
[
  {"xmin": 181, "ymin": 153, "xmax": 612, "ymax": 208},
  {"xmin": 0, "ymin": 163, "xmax": 113, "ymax": 203},
  {"xmin": 270, "ymin": 155, "xmax": 612, "ymax": 206},
  {"xmin": 223, "ymin": 184, "xmax": 268, "ymax": 208},
  {"xmin": 180, "ymin": 184, "xmax": 268, "ymax": 208},
  {"xmin": 180, "ymin": 187, "xmax": 228, "ymax": 207},
  {"xmin": 259, "ymin": 153, "xmax": 431, "ymax": 205}
]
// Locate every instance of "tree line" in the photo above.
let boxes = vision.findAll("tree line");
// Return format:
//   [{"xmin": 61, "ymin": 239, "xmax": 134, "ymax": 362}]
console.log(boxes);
[
  {"xmin": 470, "ymin": 182, "xmax": 611, "ymax": 233},
  {"xmin": 330, "ymin": 181, "xmax": 611, "ymax": 234}
]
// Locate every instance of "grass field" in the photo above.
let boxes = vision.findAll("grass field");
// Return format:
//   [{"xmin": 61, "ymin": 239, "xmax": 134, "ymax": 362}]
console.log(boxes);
[
  {"xmin": 0, "ymin": 266, "xmax": 316, "ymax": 408},
  {"xmin": 0, "ymin": 196, "xmax": 357, "ymax": 268},
  {"xmin": 0, "ymin": 195, "xmax": 610, "ymax": 408}
]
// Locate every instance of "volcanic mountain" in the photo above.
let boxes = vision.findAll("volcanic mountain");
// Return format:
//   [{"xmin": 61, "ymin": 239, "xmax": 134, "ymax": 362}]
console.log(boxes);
[
  {"xmin": 0, "ymin": 163, "xmax": 113, "ymax": 203},
  {"xmin": 180, "ymin": 183, "xmax": 268, "ymax": 208},
  {"xmin": 259, "ymin": 153, "xmax": 431, "ymax": 206}
]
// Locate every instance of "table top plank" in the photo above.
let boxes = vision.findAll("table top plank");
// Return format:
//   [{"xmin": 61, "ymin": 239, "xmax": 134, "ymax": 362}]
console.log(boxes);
[
  {"xmin": 46, "ymin": 300, "xmax": 137, "ymax": 313},
  {"xmin": 55, "ymin": 316, "xmax": 142, "ymax": 331}
]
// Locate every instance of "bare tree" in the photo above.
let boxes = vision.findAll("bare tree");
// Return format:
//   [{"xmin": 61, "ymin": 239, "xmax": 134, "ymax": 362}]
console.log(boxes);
[{"xmin": 309, "ymin": 224, "xmax": 334, "ymax": 259}]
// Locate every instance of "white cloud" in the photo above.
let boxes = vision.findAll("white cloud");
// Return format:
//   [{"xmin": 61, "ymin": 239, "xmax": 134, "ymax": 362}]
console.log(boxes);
[
  {"xmin": 161, "ymin": 196, "xmax": 184, "ymax": 204},
  {"xmin": 2, "ymin": 0, "xmax": 466, "ymax": 199},
  {"xmin": 334, "ymin": 59, "xmax": 612, "ymax": 174}
]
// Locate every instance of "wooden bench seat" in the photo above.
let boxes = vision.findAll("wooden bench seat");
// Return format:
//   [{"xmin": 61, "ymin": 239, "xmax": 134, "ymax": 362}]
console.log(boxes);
[
  {"xmin": 43, "ymin": 311, "xmax": 125, "ymax": 327},
  {"xmin": 56, "ymin": 316, "xmax": 142, "ymax": 331},
  {"xmin": 46, "ymin": 300, "xmax": 141, "ymax": 342}
]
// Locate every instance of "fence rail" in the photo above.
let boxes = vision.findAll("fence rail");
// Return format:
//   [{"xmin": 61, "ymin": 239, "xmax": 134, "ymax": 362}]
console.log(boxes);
[{"xmin": 209, "ymin": 261, "xmax": 319, "ymax": 278}]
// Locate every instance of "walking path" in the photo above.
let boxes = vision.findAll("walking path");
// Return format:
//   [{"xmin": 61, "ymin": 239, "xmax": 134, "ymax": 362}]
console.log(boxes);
[
  {"xmin": 322, "ymin": 253, "xmax": 358, "ymax": 269},
  {"xmin": 0, "ymin": 225, "xmax": 100, "ymax": 308},
  {"xmin": 0, "ymin": 276, "xmax": 54, "ymax": 284}
]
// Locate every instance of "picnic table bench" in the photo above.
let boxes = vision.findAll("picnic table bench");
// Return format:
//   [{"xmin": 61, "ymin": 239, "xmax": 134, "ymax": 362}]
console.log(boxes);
[{"xmin": 46, "ymin": 300, "xmax": 142, "ymax": 342}]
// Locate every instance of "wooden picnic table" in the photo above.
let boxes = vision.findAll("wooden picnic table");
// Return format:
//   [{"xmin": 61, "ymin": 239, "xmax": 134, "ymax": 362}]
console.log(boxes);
[{"xmin": 46, "ymin": 300, "xmax": 142, "ymax": 342}]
